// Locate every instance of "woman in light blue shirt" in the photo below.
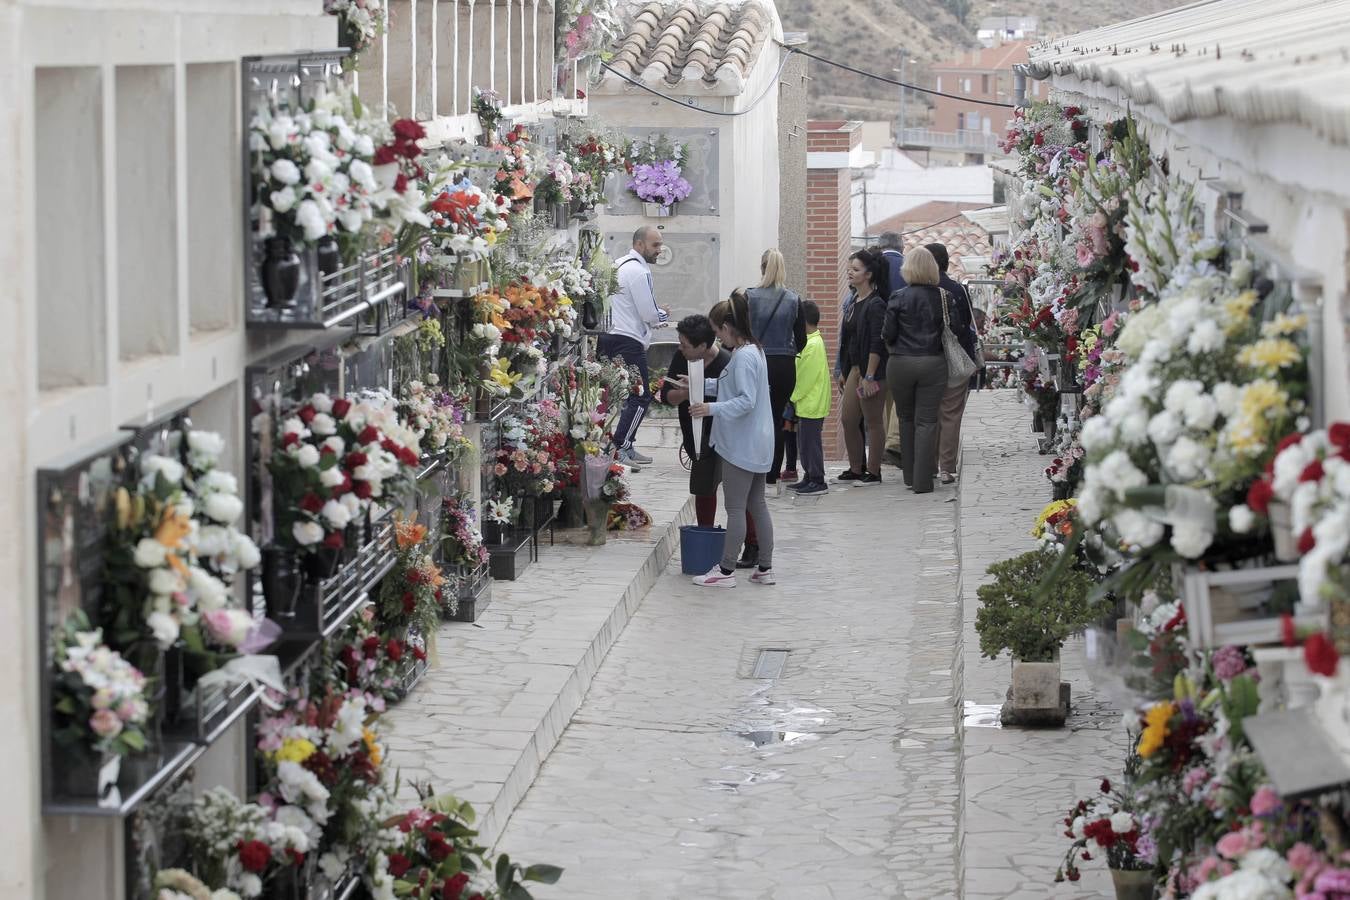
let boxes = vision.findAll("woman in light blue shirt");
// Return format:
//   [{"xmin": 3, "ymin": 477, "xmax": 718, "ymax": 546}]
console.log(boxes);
[{"xmin": 688, "ymin": 290, "xmax": 776, "ymax": 588}]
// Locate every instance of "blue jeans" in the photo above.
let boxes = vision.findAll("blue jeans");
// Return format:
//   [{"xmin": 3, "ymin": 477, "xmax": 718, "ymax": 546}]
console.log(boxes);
[{"xmin": 597, "ymin": 333, "xmax": 650, "ymax": 450}]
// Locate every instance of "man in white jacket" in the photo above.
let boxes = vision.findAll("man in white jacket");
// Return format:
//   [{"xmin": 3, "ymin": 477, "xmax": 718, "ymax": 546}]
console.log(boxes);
[{"xmin": 599, "ymin": 225, "xmax": 670, "ymax": 469}]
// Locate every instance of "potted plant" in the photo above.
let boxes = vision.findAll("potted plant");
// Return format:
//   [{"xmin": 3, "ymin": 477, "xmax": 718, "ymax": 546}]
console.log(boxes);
[
  {"xmin": 975, "ymin": 547, "xmax": 1105, "ymax": 725},
  {"xmin": 625, "ymin": 134, "xmax": 692, "ymax": 217},
  {"xmin": 325, "ymin": 0, "xmax": 388, "ymax": 70}
]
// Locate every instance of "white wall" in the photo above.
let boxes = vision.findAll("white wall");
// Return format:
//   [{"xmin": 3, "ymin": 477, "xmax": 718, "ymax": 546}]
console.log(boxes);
[
  {"xmin": 5, "ymin": 3, "xmax": 333, "ymax": 898},
  {"xmin": 1049, "ymin": 73, "xmax": 1350, "ymax": 423}
]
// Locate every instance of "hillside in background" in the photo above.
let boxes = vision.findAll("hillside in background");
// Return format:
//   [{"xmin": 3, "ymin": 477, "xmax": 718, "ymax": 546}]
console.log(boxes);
[{"xmin": 775, "ymin": 0, "xmax": 1193, "ymax": 121}]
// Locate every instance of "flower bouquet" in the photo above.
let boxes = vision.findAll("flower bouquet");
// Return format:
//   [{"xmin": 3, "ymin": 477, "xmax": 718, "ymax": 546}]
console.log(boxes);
[
  {"xmin": 376, "ymin": 515, "xmax": 444, "ymax": 643},
  {"xmin": 377, "ymin": 789, "xmax": 562, "ymax": 900},
  {"xmin": 325, "ymin": 0, "xmax": 387, "ymax": 64},
  {"xmin": 482, "ymin": 495, "xmax": 516, "ymax": 545},
  {"xmin": 334, "ymin": 610, "xmax": 427, "ymax": 702},
  {"xmin": 625, "ymin": 134, "xmax": 691, "ymax": 214},
  {"xmin": 472, "ymin": 87, "xmax": 502, "ymax": 146},
  {"xmin": 183, "ymin": 786, "xmax": 310, "ymax": 899},
  {"xmin": 151, "ymin": 868, "xmax": 245, "ymax": 900},
  {"xmin": 492, "ymin": 125, "xmax": 534, "ymax": 204},
  {"xmin": 1057, "ymin": 771, "xmax": 1154, "ymax": 889},
  {"xmin": 50, "ymin": 610, "xmax": 151, "ymax": 795}
]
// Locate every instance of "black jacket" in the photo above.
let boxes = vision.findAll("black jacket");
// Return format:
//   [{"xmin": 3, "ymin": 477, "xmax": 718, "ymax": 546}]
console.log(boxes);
[
  {"xmin": 839, "ymin": 290, "xmax": 888, "ymax": 379},
  {"xmin": 660, "ymin": 348, "xmax": 732, "ymax": 458},
  {"xmin": 883, "ymin": 284, "xmax": 977, "ymax": 360}
]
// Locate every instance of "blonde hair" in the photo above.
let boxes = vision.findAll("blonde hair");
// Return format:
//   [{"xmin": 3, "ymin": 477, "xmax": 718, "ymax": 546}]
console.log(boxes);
[
  {"xmin": 901, "ymin": 246, "xmax": 940, "ymax": 286},
  {"xmin": 758, "ymin": 248, "xmax": 787, "ymax": 289}
]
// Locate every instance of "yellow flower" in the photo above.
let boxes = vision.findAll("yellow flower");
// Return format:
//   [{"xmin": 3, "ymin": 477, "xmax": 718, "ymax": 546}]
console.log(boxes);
[
  {"xmin": 275, "ymin": 737, "xmax": 317, "ymax": 764},
  {"xmin": 363, "ymin": 728, "xmax": 382, "ymax": 768},
  {"xmin": 1032, "ymin": 499, "xmax": 1076, "ymax": 538},
  {"xmin": 489, "ymin": 358, "xmax": 521, "ymax": 389},
  {"xmin": 1237, "ymin": 338, "xmax": 1301, "ymax": 372},
  {"xmin": 485, "ymin": 229, "xmax": 498, "ymax": 246},
  {"xmin": 1239, "ymin": 379, "xmax": 1287, "ymax": 421},
  {"xmin": 1137, "ymin": 702, "xmax": 1174, "ymax": 758},
  {"xmin": 114, "ymin": 488, "xmax": 133, "ymax": 530},
  {"xmin": 1261, "ymin": 312, "xmax": 1307, "ymax": 337},
  {"xmin": 1221, "ymin": 290, "xmax": 1258, "ymax": 334}
]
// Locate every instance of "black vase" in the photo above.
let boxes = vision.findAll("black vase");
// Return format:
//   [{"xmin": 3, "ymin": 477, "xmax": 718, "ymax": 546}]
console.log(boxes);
[
  {"xmin": 482, "ymin": 522, "xmax": 503, "ymax": 546},
  {"xmin": 1052, "ymin": 481, "xmax": 1072, "ymax": 501},
  {"xmin": 342, "ymin": 522, "xmax": 363, "ymax": 563},
  {"xmin": 316, "ymin": 235, "xmax": 341, "ymax": 281},
  {"xmin": 262, "ymin": 546, "xmax": 303, "ymax": 619},
  {"xmin": 261, "ymin": 237, "xmax": 301, "ymax": 309},
  {"xmin": 303, "ymin": 545, "xmax": 343, "ymax": 583}
]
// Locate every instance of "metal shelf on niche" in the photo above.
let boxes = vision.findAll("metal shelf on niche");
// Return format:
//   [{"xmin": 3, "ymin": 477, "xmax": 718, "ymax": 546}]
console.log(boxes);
[
  {"xmin": 269, "ymin": 514, "xmax": 398, "ymax": 644},
  {"xmin": 247, "ymin": 243, "xmax": 412, "ymax": 334}
]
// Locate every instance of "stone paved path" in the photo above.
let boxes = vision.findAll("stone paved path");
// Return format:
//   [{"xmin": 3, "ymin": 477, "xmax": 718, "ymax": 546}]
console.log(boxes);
[
  {"xmin": 957, "ymin": 391, "xmax": 1121, "ymax": 899},
  {"xmin": 497, "ymin": 461, "xmax": 965, "ymax": 898}
]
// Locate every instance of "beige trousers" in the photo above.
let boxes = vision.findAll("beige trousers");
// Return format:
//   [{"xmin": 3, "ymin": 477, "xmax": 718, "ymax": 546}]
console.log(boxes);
[
  {"xmin": 936, "ymin": 380, "xmax": 971, "ymax": 475},
  {"xmin": 841, "ymin": 370, "xmax": 889, "ymax": 476}
]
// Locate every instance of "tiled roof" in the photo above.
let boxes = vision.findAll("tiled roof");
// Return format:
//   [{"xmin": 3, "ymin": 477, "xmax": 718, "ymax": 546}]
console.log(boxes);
[
  {"xmin": 866, "ymin": 202, "xmax": 994, "ymax": 280},
  {"xmin": 1027, "ymin": 0, "xmax": 1350, "ymax": 147},
  {"xmin": 603, "ymin": 0, "xmax": 773, "ymax": 93}
]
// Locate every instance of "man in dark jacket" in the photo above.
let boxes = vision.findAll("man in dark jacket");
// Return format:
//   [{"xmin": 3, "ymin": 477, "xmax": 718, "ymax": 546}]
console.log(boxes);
[{"xmin": 925, "ymin": 243, "xmax": 979, "ymax": 484}]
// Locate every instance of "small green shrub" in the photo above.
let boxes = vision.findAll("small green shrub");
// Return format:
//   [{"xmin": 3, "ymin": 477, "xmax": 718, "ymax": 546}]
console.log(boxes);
[{"xmin": 975, "ymin": 548, "xmax": 1106, "ymax": 662}]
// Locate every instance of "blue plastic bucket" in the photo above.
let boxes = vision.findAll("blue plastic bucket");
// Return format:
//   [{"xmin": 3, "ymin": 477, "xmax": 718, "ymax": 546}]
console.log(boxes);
[{"xmin": 680, "ymin": 525, "xmax": 727, "ymax": 575}]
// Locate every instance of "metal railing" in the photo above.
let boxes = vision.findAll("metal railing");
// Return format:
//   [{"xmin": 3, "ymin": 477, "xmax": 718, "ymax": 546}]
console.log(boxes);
[{"xmin": 899, "ymin": 127, "xmax": 1004, "ymax": 154}]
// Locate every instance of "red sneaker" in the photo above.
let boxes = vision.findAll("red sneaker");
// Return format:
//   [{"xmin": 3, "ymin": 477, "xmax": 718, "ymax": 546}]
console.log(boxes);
[{"xmin": 779, "ymin": 468, "xmax": 799, "ymax": 483}]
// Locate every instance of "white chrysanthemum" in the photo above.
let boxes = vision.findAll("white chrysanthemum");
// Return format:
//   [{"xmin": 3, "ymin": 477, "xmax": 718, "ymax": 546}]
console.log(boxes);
[
  {"xmin": 1113, "ymin": 510, "xmax": 1164, "ymax": 548},
  {"xmin": 1166, "ymin": 436, "xmax": 1210, "ymax": 481},
  {"xmin": 1170, "ymin": 522, "xmax": 1214, "ymax": 559},
  {"xmin": 1229, "ymin": 505, "xmax": 1256, "ymax": 534}
]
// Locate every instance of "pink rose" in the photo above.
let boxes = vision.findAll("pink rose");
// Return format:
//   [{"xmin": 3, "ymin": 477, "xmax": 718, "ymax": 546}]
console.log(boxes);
[
  {"xmin": 1251, "ymin": 785, "xmax": 1281, "ymax": 817},
  {"xmin": 1287, "ymin": 842, "xmax": 1322, "ymax": 876},
  {"xmin": 89, "ymin": 708, "xmax": 124, "ymax": 739},
  {"xmin": 1216, "ymin": 831, "xmax": 1249, "ymax": 860}
]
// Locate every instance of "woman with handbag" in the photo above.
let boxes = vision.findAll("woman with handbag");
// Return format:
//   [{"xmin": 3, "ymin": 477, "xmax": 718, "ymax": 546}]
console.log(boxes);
[
  {"xmin": 882, "ymin": 247, "xmax": 977, "ymax": 494},
  {"xmin": 747, "ymin": 248, "xmax": 807, "ymax": 492}
]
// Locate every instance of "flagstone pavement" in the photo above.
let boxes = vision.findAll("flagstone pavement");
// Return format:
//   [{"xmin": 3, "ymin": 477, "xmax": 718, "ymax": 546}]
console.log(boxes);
[{"xmin": 384, "ymin": 392, "xmax": 1125, "ymax": 898}]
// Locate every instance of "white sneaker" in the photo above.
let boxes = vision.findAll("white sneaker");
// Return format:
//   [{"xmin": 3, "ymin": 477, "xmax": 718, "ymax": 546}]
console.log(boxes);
[
  {"xmin": 749, "ymin": 569, "xmax": 776, "ymax": 585},
  {"xmin": 692, "ymin": 565, "xmax": 737, "ymax": 588}
]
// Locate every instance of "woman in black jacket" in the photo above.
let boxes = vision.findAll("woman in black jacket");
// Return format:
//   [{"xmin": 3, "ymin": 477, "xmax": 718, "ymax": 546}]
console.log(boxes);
[
  {"xmin": 883, "ymin": 246, "xmax": 975, "ymax": 493},
  {"xmin": 836, "ymin": 248, "xmax": 890, "ymax": 483}
]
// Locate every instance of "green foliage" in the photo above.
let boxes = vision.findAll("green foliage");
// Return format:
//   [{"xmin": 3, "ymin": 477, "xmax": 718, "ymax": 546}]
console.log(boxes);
[{"xmin": 975, "ymin": 548, "xmax": 1108, "ymax": 661}]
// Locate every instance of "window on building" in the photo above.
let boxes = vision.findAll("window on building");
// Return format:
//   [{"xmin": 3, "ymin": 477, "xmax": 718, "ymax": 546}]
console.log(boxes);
[
  {"xmin": 981, "ymin": 74, "xmax": 990, "ymax": 93},
  {"xmin": 936, "ymin": 76, "xmax": 942, "ymax": 93},
  {"xmin": 963, "ymin": 78, "xmax": 972, "ymax": 93},
  {"xmin": 957, "ymin": 112, "xmax": 965, "ymax": 130}
]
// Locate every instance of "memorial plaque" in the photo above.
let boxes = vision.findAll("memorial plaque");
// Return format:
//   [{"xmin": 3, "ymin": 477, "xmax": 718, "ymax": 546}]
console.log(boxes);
[{"xmin": 1245, "ymin": 708, "xmax": 1350, "ymax": 799}]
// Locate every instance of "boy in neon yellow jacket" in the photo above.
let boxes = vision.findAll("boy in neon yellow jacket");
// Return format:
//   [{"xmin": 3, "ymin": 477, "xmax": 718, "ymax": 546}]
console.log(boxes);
[{"xmin": 789, "ymin": 300, "xmax": 831, "ymax": 494}]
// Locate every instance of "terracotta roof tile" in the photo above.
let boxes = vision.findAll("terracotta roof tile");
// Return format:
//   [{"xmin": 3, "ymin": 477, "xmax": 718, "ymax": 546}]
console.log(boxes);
[{"xmin": 606, "ymin": 0, "xmax": 771, "ymax": 89}]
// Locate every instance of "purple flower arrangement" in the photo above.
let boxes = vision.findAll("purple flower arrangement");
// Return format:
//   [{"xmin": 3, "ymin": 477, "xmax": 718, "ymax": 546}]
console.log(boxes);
[{"xmin": 628, "ymin": 160, "xmax": 692, "ymax": 208}]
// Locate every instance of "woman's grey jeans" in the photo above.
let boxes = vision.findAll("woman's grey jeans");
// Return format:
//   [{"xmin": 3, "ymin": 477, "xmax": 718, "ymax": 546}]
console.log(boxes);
[{"xmin": 720, "ymin": 461, "xmax": 774, "ymax": 571}]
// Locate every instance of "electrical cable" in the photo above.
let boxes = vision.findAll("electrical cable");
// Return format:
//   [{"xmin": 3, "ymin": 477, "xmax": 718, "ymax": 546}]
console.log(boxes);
[
  {"xmin": 777, "ymin": 42, "xmax": 1017, "ymax": 109},
  {"xmin": 597, "ymin": 46, "xmax": 797, "ymax": 118},
  {"xmin": 853, "ymin": 206, "xmax": 1000, "ymax": 240}
]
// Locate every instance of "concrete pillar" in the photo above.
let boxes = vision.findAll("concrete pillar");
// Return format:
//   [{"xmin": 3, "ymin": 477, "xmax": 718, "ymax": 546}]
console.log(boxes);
[
  {"xmin": 777, "ymin": 33, "xmax": 808, "ymax": 305},
  {"xmin": 806, "ymin": 121, "xmax": 863, "ymax": 460}
]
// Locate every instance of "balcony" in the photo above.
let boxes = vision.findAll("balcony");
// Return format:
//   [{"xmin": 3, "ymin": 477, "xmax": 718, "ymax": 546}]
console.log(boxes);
[{"xmin": 899, "ymin": 127, "xmax": 1005, "ymax": 155}]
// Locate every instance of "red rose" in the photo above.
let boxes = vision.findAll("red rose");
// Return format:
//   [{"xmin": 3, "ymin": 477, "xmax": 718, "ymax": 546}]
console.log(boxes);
[
  {"xmin": 386, "ymin": 639, "xmax": 404, "ymax": 662},
  {"xmin": 442, "ymin": 872, "xmax": 471, "ymax": 900},
  {"xmin": 394, "ymin": 172, "xmax": 409, "ymax": 194},
  {"xmin": 1246, "ymin": 478, "xmax": 1274, "ymax": 515},
  {"xmin": 413, "ymin": 646, "xmax": 427, "ymax": 662},
  {"xmin": 1300, "ymin": 459, "xmax": 1326, "ymax": 483},
  {"xmin": 287, "ymin": 848, "xmax": 305, "ymax": 866},
  {"xmin": 399, "ymin": 447, "xmax": 420, "ymax": 467},
  {"xmin": 402, "ymin": 591, "xmax": 416, "ymax": 614},
  {"xmin": 345, "ymin": 451, "xmax": 368, "ymax": 468},
  {"xmin": 332, "ymin": 397, "xmax": 352, "ymax": 418},
  {"xmin": 359, "ymin": 425, "xmax": 381, "ymax": 445},
  {"xmin": 300, "ymin": 492, "xmax": 325, "ymax": 513},
  {"xmin": 388, "ymin": 853, "xmax": 412, "ymax": 878},
  {"xmin": 1330, "ymin": 422, "xmax": 1350, "ymax": 449},
  {"xmin": 282, "ymin": 432, "xmax": 301, "ymax": 449},
  {"xmin": 353, "ymin": 480, "xmax": 373, "ymax": 500},
  {"xmin": 298, "ymin": 404, "xmax": 317, "ymax": 424},
  {"xmin": 323, "ymin": 530, "xmax": 345, "ymax": 549},
  {"xmin": 1034, "ymin": 131, "xmax": 1045, "ymax": 146},
  {"xmin": 1282, "ymin": 612, "xmax": 1297, "ymax": 647},
  {"xmin": 1099, "ymin": 778, "xmax": 1111, "ymax": 793},
  {"xmin": 320, "ymin": 444, "xmax": 337, "ymax": 457},
  {"xmin": 1274, "ymin": 432, "xmax": 1304, "ymax": 457},
  {"xmin": 374, "ymin": 145, "xmax": 398, "ymax": 166},
  {"xmin": 393, "ymin": 118, "xmax": 426, "ymax": 141},
  {"xmin": 1305, "ymin": 632, "xmax": 1339, "ymax": 677},
  {"xmin": 425, "ymin": 831, "xmax": 453, "ymax": 861},
  {"xmin": 363, "ymin": 635, "xmax": 381, "ymax": 659},
  {"xmin": 237, "ymin": 839, "xmax": 272, "ymax": 874},
  {"xmin": 1298, "ymin": 527, "xmax": 1316, "ymax": 554}
]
